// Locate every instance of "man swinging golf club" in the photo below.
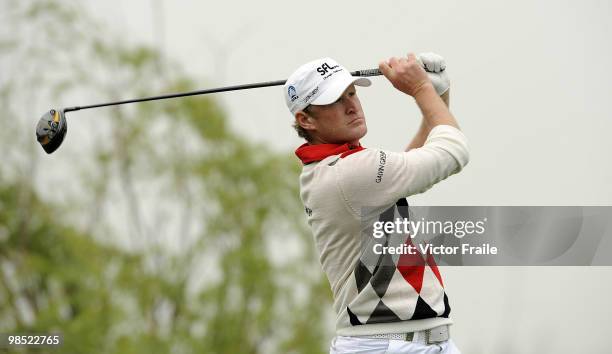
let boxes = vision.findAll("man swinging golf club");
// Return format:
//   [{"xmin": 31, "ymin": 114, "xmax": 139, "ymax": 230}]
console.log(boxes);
[{"xmin": 284, "ymin": 52, "xmax": 469, "ymax": 354}]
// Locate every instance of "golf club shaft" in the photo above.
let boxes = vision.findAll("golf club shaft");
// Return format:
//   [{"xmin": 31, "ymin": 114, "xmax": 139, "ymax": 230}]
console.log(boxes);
[{"xmin": 63, "ymin": 68, "xmax": 383, "ymax": 113}]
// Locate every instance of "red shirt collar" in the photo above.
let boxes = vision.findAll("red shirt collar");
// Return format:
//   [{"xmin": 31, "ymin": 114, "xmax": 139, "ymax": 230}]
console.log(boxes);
[{"xmin": 295, "ymin": 142, "xmax": 365, "ymax": 165}]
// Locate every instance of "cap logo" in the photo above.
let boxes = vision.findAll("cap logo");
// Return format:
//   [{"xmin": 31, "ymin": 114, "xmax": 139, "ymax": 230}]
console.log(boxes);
[
  {"xmin": 303, "ymin": 86, "xmax": 319, "ymax": 103},
  {"xmin": 287, "ymin": 86, "xmax": 298, "ymax": 102},
  {"xmin": 317, "ymin": 62, "xmax": 339, "ymax": 76}
]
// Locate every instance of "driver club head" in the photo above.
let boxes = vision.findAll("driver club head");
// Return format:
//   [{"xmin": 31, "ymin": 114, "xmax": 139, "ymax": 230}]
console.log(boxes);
[{"xmin": 36, "ymin": 109, "xmax": 67, "ymax": 154}]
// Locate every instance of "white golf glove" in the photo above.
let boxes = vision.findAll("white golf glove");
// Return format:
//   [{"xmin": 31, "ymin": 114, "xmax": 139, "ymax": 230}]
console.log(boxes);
[{"xmin": 417, "ymin": 52, "xmax": 449, "ymax": 95}]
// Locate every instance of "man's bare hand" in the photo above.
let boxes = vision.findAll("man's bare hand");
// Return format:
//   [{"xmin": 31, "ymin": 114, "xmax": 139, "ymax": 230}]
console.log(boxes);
[{"xmin": 379, "ymin": 53, "xmax": 433, "ymax": 97}]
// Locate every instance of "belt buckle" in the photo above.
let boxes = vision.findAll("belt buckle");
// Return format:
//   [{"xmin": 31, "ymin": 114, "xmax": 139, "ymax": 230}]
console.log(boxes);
[{"xmin": 426, "ymin": 325, "xmax": 449, "ymax": 344}]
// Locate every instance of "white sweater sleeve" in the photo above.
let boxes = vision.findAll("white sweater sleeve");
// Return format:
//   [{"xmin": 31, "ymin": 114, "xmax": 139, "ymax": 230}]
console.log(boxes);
[{"xmin": 335, "ymin": 125, "xmax": 470, "ymax": 217}]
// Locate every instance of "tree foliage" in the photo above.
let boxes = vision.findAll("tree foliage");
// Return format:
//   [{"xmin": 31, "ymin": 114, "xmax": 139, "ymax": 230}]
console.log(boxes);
[{"xmin": 0, "ymin": 1, "xmax": 331, "ymax": 353}]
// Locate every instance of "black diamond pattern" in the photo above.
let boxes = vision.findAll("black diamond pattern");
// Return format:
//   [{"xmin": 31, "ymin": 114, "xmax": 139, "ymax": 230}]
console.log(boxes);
[
  {"xmin": 412, "ymin": 296, "xmax": 439, "ymax": 320},
  {"xmin": 347, "ymin": 307, "xmax": 363, "ymax": 326},
  {"xmin": 354, "ymin": 260, "xmax": 373, "ymax": 293},
  {"xmin": 370, "ymin": 248, "xmax": 396, "ymax": 298},
  {"xmin": 347, "ymin": 198, "xmax": 451, "ymax": 326},
  {"xmin": 365, "ymin": 300, "xmax": 401, "ymax": 324},
  {"xmin": 442, "ymin": 292, "xmax": 451, "ymax": 318}
]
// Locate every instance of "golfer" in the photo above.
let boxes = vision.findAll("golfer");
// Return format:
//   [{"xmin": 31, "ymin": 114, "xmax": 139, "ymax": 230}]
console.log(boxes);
[{"xmin": 284, "ymin": 53, "xmax": 469, "ymax": 354}]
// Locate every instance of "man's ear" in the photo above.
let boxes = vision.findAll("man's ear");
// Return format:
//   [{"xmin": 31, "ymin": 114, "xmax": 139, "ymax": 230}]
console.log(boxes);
[{"xmin": 295, "ymin": 110, "xmax": 316, "ymax": 131}]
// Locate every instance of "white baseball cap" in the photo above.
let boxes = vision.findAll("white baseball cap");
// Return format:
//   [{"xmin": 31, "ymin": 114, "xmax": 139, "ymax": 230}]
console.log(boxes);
[{"xmin": 284, "ymin": 57, "xmax": 372, "ymax": 116}]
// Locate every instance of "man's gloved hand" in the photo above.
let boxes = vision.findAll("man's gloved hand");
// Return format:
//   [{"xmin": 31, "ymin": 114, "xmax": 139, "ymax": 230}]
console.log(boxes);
[{"xmin": 418, "ymin": 52, "xmax": 449, "ymax": 96}]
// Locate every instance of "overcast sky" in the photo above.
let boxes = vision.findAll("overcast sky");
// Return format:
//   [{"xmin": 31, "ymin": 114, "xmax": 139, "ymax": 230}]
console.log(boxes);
[{"xmin": 84, "ymin": 0, "xmax": 612, "ymax": 208}]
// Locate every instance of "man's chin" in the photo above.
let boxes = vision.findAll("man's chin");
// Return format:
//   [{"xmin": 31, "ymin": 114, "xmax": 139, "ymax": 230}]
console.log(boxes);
[
  {"xmin": 357, "ymin": 124, "xmax": 368, "ymax": 138},
  {"xmin": 347, "ymin": 127, "xmax": 367, "ymax": 145}
]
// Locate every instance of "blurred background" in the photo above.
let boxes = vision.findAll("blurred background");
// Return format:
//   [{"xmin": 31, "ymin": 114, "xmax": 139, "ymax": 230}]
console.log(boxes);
[{"xmin": 1, "ymin": 0, "xmax": 611, "ymax": 353}]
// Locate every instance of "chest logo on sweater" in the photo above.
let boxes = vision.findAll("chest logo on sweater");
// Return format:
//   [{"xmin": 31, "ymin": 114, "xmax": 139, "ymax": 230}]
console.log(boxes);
[
  {"xmin": 304, "ymin": 206, "xmax": 313, "ymax": 216},
  {"xmin": 375, "ymin": 151, "xmax": 386, "ymax": 183}
]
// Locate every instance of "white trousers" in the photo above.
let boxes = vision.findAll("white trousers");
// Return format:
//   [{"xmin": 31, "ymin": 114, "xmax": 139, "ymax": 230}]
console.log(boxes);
[{"xmin": 330, "ymin": 336, "xmax": 461, "ymax": 354}]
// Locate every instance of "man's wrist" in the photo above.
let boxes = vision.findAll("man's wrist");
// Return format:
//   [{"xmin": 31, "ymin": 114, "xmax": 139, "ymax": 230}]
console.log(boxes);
[{"xmin": 413, "ymin": 82, "xmax": 437, "ymax": 101}]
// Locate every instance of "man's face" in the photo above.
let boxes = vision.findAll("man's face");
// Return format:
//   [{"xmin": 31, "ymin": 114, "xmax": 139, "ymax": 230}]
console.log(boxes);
[{"xmin": 299, "ymin": 84, "xmax": 367, "ymax": 146}]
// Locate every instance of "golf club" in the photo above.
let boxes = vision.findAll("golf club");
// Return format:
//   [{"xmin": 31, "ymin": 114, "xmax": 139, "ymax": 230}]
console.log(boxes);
[
  {"xmin": 35, "ymin": 68, "xmax": 384, "ymax": 154},
  {"xmin": 36, "ymin": 62, "xmax": 442, "ymax": 154}
]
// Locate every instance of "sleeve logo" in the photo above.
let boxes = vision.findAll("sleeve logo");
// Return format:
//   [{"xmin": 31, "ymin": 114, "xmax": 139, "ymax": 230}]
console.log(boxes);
[{"xmin": 375, "ymin": 151, "xmax": 386, "ymax": 183}]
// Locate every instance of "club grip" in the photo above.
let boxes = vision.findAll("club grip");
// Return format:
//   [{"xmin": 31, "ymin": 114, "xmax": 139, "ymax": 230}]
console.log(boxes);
[
  {"xmin": 351, "ymin": 68, "xmax": 382, "ymax": 77},
  {"xmin": 352, "ymin": 63, "xmax": 445, "ymax": 77}
]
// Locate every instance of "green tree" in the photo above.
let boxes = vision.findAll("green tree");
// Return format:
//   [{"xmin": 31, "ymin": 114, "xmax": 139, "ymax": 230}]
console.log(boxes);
[{"xmin": 0, "ymin": 1, "xmax": 331, "ymax": 353}]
